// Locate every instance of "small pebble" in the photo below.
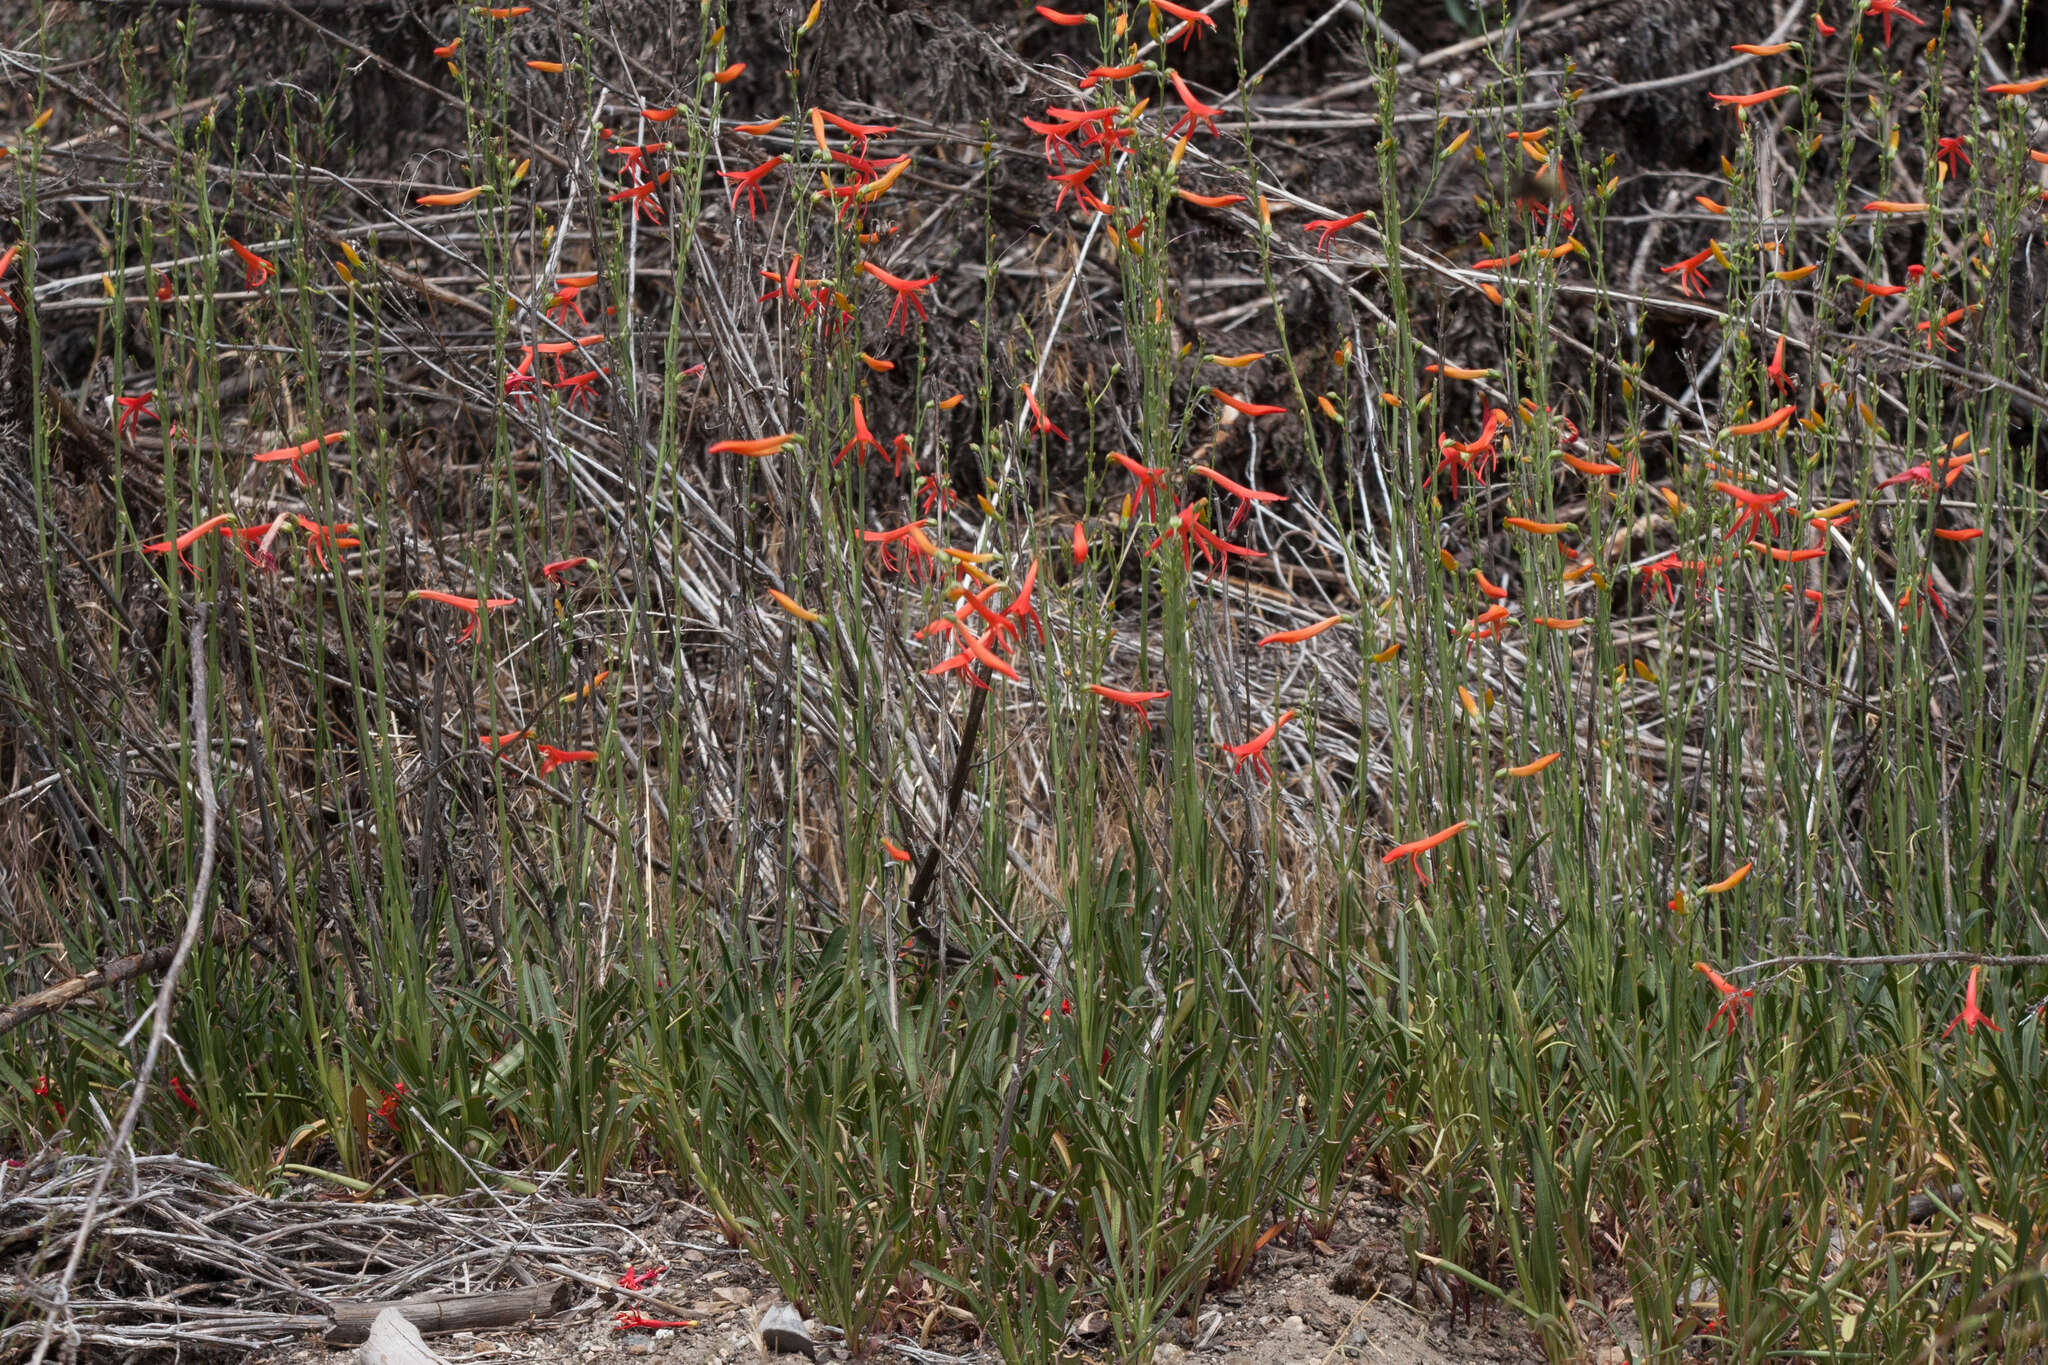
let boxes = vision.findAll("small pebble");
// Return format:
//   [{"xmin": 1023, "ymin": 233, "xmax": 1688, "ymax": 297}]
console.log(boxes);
[{"xmin": 1283, "ymin": 1315, "xmax": 1305, "ymax": 1333}]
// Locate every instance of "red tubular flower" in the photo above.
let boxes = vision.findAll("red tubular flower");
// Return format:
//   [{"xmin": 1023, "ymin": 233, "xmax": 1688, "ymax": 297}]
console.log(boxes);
[
  {"xmin": 1915, "ymin": 303, "xmax": 1976, "ymax": 353},
  {"xmin": 542, "ymin": 556, "xmax": 591, "ymax": 584},
  {"xmin": 608, "ymin": 171, "xmax": 671, "ymax": 222},
  {"xmin": 711, "ymin": 433, "xmax": 800, "ymax": 459},
  {"xmin": 614, "ymin": 1314, "xmax": 698, "ymax": 1332},
  {"xmin": 862, "ymin": 519, "xmax": 936, "ymax": 575},
  {"xmin": 1261, "ymin": 614, "xmax": 1343, "ymax": 647},
  {"xmin": 1379, "ymin": 819, "xmax": 1470, "ymax": 884},
  {"xmin": 226, "ymin": 237, "xmax": 273, "ymax": 289},
  {"xmin": 1079, "ymin": 63, "xmax": 1145, "ymax": 89},
  {"xmin": 407, "ymin": 589, "xmax": 517, "ymax": 642},
  {"xmin": 618, "ymin": 1265, "xmax": 668, "ymax": 1292},
  {"xmin": 1072, "ymin": 520, "xmax": 1088, "ymax": 563},
  {"xmin": 1878, "ymin": 452, "xmax": 1972, "ymax": 491},
  {"xmin": 295, "ymin": 516, "xmax": 361, "ymax": 571},
  {"xmin": 142, "ymin": 512, "xmax": 237, "ymax": 575},
  {"xmin": 1765, "ymin": 335, "xmax": 1793, "ymax": 394},
  {"xmin": 817, "ymin": 108, "xmax": 899, "ymax": 154},
  {"xmin": 1637, "ymin": 551, "xmax": 1682, "ymax": 603},
  {"xmin": 1088, "ymin": 683, "xmax": 1170, "ymax": 728},
  {"xmin": 1935, "ymin": 136, "xmax": 1970, "ymax": 176},
  {"xmin": 168, "ymin": 1075, "xmax": 202, "ymax": 1112},
  {"xmin": 1708, "ymin": 85, "xmax": 1795, "ymax": 108},
  {"xmin": 859, "ymin": 261, "xmax": 938, "ymax": 331},
  {"xmin": 1220, "ymin": 708, "xmax": 1298, "ymax": 780},
  {"xmin": 1661, "ymin": 246, "xmax": 1714, "ymax": 297},
  {"xmin": 1189, "ymin": 464, "xmax": 1286, "ymax": 529},
  {"xmin": 1749, "ymin": 539, "xmax": 1824, "ymax": 564},
  {"xmin": 1005, "ymin": 558, "xmax": 1044, "ymax": 643},
  {"xmin": 1022, "ymin": 115, "xmax": 1082, "ymax": 168},
  {"xmin": 836, "ymin": 395, "xmax": 886, "ymax": 467},
  {"xmin": 222, "ymin": 512, "xmax": 291, "ymax": 571},
  {"xmin": 759, "ymin": 254, "xmax": 827, "ymax": 311},
  {"xmin": 1048, "ymin": 157, "xmax": 1116, "ymax": 215},
  {"xmin": 1167, "ymin": 70, "xmax": 1220, "ymax": 139},
  {"xmin": 1149, "ymin": 0, "xmax": 1216, "ymax": 47},
  {"xmin": 1692, "ymin": 962, "xmax": 1756, "ymax": 1034},
  {"xmin": 504, "ymin": 347, "xmax": 539, "ymax": 402},
  {"xmin": 553, "ymin": 368, "xmax": 607, "ymax": 409},
  {"xmin": 1864, "ymin": 0, "xmax": 1924, "ymax": 46},
  {"xmin": 1465, "ymin": 604, "xmax": 1510, "ymax": 645},
  {"xmin": 546, "ymin": 274, "xmax": 596, "ymax": 325},
  {"xmin": 530, "ymin": 332, "xmax": 609, "ymax": 379},
  {"xmin": 1943, "ymin": 964, "xmax": 2000, "ymax": 1036},
  {"xmin": 926, "ymin": 617, "xmax": 1022, "ymax": 685},
  {"xmin": 115, "ymin": 391, "xmax": 159, "ymax": 439},
  {"xmin": 918, "ymin": 469, "xmax": 956, "ymax": 515},
  {"xmin": 1185, "ymin": 513, "xmax": 1267, "ymax": 570},
  {"xmin": 608, "ymin": 142, "xmax": 668, "ymax": 184},
  {"xmin": 718, "ymin": 156, "xmax": 784, "ymax": 218},
  {"xmin": 1144, "ymin": 502, "xmax": 1265, "ymax": 571},
  {"xmin": 1036, "ymin": 4, "xmax": 1090, "ymax": 24},
  {"xmin": 1434, "ymin": 408, "xmax": 1508, "ymax": 499},
  {"xmin": 830, "ymin": 149, "xmax": 910, "ymax": 187},
  {"xmin": 1786, "ymin": 583, "xmax": 1826, "ymax": 631},
  {"xmin": 1021, "ymin": 106, "xmax": 1117, "ymax": 167},
  {"xmin": 1108, "ymin": 450, "xmax": 1168, "ymax": 515},
  {"xmin": 1712, "ymin": 481, "xmax": 1789, "ymax": 540},
  {"xmin": 1209, "ymin": 388, "xmax": 1288, "ymax": 418},
  {"xmin": 1897, "ymin": 575, "xmax": 1948, "ymax": 623},
  {"xmin": 1021, "ymin": 382, "xmax": 1068, "ymax": 441},
  {"xmin": 939, "ymin": 580, "xmax": 1013, "ymax": 643},
  {"xmin": 1303, "ymin": 210, "xmax": 1368, "ymax": 255},
  {"xmin": 926, "ymin": 652, "xmax": 994, "ymax": 691},
  {"xmin": 252, "ymin": 430, "xmax": 349, "ymax": 482},
  {"xmin": 535, "ymin": 744, "xmax": 599, "ymax": 777}
]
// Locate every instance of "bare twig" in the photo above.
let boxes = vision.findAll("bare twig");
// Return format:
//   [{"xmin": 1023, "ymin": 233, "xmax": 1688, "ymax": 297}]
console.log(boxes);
[
  {"xmin": 26, "ymin": 607, "xmax": 221, "ymax": 1365},
  {"xmin": 1729, "ymin": 950, "xmax": 2048, "ymax": 977},
  {"xmin": 0, "ymin": 947, "xmax": 177, "ymax": 1038}
]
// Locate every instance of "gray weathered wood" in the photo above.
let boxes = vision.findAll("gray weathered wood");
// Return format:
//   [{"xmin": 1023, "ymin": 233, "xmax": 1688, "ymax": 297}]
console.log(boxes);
[
  {"xmin": 757, "ymin": 1303, "xmax": 816, "ymax": 1359},
  {"xmin": 326, "ymin": 1282, "xmax": 571, "ymax": 1344},
  {"xmin": 357, "ymin": 1309, "xmax": 446, "ymax": 1365}
]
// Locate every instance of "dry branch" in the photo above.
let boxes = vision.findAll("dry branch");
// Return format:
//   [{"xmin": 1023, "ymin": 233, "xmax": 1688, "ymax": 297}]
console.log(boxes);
[
  {"xmin": 324, "ymin": 1283, "xmax": 573, "ymax": 1345},
  {"xmin": 0, "ymin": 948, "xmax": 176, "ymax": 1038}
]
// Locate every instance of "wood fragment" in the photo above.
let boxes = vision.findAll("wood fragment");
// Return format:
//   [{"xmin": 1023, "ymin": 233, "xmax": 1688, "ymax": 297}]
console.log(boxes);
[
  {"xmin": 756, "ymin": 1303, "xmax": 816, "ymax": 1359},
  {"xmin": 358, "ymin": 1308, "xmax": 447, "ymax": 1365},
  {"xmin": 326, "ymin": 1283, "xmax": 572, "ymax": 1344},
  {"xmin": 0, "ymin": 947, "xmax": 177, "ymax": 1037}
]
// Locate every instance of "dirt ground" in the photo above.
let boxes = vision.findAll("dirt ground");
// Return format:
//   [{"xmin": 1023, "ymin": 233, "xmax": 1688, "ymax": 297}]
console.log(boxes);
[{"xmin": 277, "ymin": 1186, "xmax": 1631, "ymax": 1365}]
